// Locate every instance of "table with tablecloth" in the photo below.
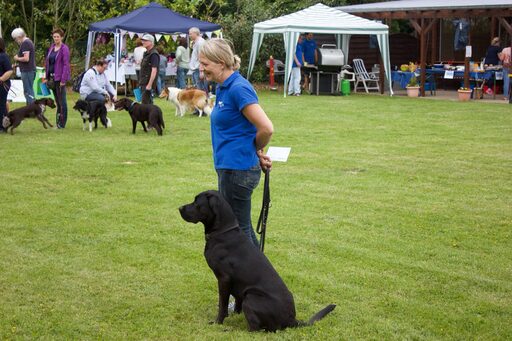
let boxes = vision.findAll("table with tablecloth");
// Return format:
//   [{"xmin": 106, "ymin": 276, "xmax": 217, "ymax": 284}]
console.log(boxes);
[
  {"xmin": 425, "ymin": 68, "xmax": 500, "ymax": 98},
  {"xmin": 105, "ymin": 61, "xmax": 177, "ymax": 85},
  {"xmin": 391, "ymin": 71, "xmax": 418, "ymax": 89},
  {"xmin": 392, "ymin": 69, "xmax": 501, "ymax": 97}
]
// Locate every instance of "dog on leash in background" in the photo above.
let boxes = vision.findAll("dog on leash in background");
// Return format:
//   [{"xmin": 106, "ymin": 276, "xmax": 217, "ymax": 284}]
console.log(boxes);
[
  {"xmin": 114, "ymin": 97, "xmax": 165, "ymax": 136},
  {"xmin": 160, "ymin": 87, "xmax": 212, "ymax": 117},
  {"xmin": 73, "ymin": 99, "xmax": 112, "ymax": 132},
  {"xmin": 2, "ymin": 98, "xmax": 56, "ymax": 135}
]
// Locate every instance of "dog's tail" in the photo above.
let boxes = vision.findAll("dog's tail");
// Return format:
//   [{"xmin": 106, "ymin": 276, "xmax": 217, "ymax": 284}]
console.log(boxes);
[
  {"xmin": 203, "ymin": 103, "xmax": 212, "ymax": 116},
  {"xmin": 2, "ymin": 115, "xmax": 10, "ymax": 128},
  {"xmin": 296, "ymin": 304, "xmax": 336, "ymax": 327},
  {"xmin": 159, "ymin": 109, "xmax": 165, "ymax": 129}
]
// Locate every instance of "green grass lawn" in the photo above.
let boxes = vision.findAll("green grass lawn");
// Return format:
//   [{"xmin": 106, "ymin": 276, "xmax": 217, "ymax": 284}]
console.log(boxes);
[{"xmin": 1, "ymin": 91, "xmax": 511, "ymax": 340}]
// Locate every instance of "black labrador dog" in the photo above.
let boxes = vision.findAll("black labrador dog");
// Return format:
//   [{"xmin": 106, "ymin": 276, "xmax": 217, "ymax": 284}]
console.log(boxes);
[
  {"xmin": 73, "ymin": 99, "xmax": 111, "ymax": 132},
  {"xmin": 114, "ymin": 97, "xmax": 165, "ymax": 136},
  {"xmin": 179, "ymin": 190, "xmax": 335, "ymax": 332},
  {"xmin": 2, "ymin": 98, "xmax": 56, "ymax": 135}
]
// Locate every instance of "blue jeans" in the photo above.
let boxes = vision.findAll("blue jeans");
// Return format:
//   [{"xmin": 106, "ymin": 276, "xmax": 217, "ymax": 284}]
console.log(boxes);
[
  {"xmin": 21, "ymin": 70, "xmax": 35, "ymax": 104},
  {"xmin": 85, "ymin": 92, "xmax": 105, "ymax": 102},
  {"xmin": 157, "ymin": 72, "xmax": 166, "ymax": 95},
  {"xmin": 52, "ymin": 83, "xmax": 68, "ymax": 128},
  {"xmin": 176, "ymin": 67, "xmax": 188, "ymax": 89},
  {"xmin": 0, "ymin": 81, "xmax": 8, "ymax": 131},
  {"xmin": 217, "ymin": 166, "xmax": 261, "ymax": 247},
  {"xmin": 192, "ymin": 69, "xmax": 208, "ymax": 93},
  {"xmin": 503, "ymin": 67, "xmax": 510, "ymax": 99}
]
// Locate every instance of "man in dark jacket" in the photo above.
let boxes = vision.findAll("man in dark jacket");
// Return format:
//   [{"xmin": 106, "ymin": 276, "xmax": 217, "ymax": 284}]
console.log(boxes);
[{"xmin": 139, "ymin": 34, "xmax": 159, "ymax": 104}]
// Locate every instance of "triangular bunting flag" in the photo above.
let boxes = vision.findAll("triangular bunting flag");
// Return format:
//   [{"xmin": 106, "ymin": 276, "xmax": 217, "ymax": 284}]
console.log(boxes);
[
  {"xmin": 205, "ymin": 32, "xmax": 212, "ymax": 39},
  {"xmin": 171, "ymin": 35, "xmax": 178, "ymax": 42},
  {"xmin": 155, "ymin": 34, "xmax": 162, "ymax": 42},
  {"xmin": 128, "ymin": 32, "xmax": 135, "ymax": 40}
]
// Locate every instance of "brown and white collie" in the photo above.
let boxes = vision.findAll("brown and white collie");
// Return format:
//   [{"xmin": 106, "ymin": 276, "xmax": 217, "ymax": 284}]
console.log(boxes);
[{"xmin": 160, "ymin": 87, "xmax": 213, "ymax": 117}]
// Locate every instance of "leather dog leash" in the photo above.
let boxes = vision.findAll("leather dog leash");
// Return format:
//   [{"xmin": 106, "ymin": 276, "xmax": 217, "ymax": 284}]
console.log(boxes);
[{"xmin": 256, "ymin": 169, "xmax": 271, "ymax": 253}]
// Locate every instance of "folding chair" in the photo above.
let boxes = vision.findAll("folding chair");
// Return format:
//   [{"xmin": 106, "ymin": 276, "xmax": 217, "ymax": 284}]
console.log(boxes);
[
  {"xmin": 352, "ymin": 58, "xmax": 380, "ymax": 93},
  {"xmin": 266, "ymin": 59, "xmax": 285, "ymax": 79}
]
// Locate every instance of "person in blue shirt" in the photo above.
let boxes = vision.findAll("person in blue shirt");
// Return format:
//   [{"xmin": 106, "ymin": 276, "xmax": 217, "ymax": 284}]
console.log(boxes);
[
  {"xmin": 301, "ymin": 32, "xmax": 317, "ymax": 92},
  {"xmin": 199, "ymin": 38, "xmax": 273, "ymax": 247},
  {"xmin": 288, "ymin": 35, "xmax": 304, "ymax": 96}
]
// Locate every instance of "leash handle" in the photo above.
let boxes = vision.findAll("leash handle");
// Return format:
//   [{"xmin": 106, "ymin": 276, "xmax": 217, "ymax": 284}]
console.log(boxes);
[{"xmin": 256, "ymin": 168, "xmax": 271, "ymax": 253}]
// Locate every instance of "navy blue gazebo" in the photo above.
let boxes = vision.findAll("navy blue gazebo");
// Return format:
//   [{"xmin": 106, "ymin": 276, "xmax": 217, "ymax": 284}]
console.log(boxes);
[{"xmin": 85, "ymin": 2, "xmax": 221, "ymax": 84}]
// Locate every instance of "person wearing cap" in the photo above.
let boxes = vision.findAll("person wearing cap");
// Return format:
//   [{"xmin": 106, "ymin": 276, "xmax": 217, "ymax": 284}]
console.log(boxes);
[
  {"xmin": 11, "ymin": 27, "xmax": 36, "ymax": 104},
  {"xmin": 138, "ymin": 34, "xmax": 159, "ymax": 104}
]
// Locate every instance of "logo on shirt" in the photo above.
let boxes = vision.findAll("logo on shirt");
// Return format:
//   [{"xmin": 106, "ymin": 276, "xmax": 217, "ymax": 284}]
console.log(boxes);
[{"xmin": 218, "ymin": 101, "xmax": 224, "ymax": 108}]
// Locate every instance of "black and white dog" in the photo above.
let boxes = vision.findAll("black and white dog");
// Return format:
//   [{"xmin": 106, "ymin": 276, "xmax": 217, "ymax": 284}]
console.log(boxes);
[{"xmin": 73, "ymin": 99, "xmax": 112, "ymax": 132}]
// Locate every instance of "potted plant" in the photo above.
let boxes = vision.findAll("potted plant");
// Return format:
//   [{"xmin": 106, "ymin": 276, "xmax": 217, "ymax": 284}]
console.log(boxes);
[
  {"xmin": 406, "ymin": 75, "xmax": 420, "ymax": 97},
  {"xmin": 457, "ymin": 87, "xmax": 472, "ymax": 101}
]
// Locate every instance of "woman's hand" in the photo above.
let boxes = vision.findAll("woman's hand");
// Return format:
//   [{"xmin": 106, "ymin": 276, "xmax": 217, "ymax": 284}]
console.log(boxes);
[{"xmin": 257, "ymin": 149, "xmax": 272, "ymax": 172}]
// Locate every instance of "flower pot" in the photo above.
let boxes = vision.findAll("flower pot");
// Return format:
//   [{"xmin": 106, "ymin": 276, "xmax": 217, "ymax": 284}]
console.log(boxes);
[
  {"xmin": 406, "ymin": 86, "xmax": 420, "ymax": 97},
  {"xmin": 457, "ymin": 89, "xmax": 472, "ymax": 102}
]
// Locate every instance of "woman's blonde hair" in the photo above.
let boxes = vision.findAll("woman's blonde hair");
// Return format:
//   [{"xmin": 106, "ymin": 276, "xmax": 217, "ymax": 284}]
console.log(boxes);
[{"xmin": 199, "ymin": 38, "xmax": 241, "ymax": 71}]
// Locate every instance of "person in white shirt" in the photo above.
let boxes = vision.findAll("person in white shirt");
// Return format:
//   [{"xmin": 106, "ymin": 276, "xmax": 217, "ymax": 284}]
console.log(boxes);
[
  {"xmin": 133, "ymin": 38, "xmax": 146, "ymax": 65},
  {"xmin": 79, "ymin": 59, "xmax": 117, "ymax": 102},
  {"xmin": 188, "ymin": 27, "xmax": 208, "ymax": 93}
]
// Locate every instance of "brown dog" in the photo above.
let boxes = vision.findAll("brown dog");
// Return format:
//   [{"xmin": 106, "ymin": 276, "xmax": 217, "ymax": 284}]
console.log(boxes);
[
  {"xmin": 160, "ymin": 87, "xmax": 212, "ymax": 117},
  {"xmin": 3, "ymin": 98, "xmax": 56, "ymax": 134}
]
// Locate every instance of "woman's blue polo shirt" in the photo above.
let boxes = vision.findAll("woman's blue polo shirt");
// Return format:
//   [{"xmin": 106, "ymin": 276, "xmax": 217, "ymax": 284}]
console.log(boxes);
[{"xmin": 211, "ymin": 71, "xmax": 259, "ymax": 170}]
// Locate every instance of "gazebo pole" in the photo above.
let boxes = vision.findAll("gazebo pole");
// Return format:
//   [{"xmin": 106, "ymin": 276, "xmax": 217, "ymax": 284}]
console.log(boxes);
[{"xmin": 463, "ymin": 18, "xmax": 471, "ymax": 90}]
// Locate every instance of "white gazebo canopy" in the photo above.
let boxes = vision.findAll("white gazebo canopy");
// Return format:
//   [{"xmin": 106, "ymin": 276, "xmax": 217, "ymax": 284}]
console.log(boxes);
[{"xmin": 247, "ymin": 3, "xmax": 393, "ymax": 96}]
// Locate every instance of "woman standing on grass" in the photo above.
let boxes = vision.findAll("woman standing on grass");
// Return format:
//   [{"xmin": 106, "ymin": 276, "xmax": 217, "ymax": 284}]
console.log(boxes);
[
  {"xmin": 198, "ymin": 38, "xmax": 273, "ymax": 248},
  {"xmin": 175, "ymin": 37, "xmax": 190, "ymax": 89},
  {"xmin": 44, "ymin": 28, "xmax": 71, "ymax": 128},
  {"xmin": 0, "ymin": 38, "xmax": 13, "ymax": 133}
]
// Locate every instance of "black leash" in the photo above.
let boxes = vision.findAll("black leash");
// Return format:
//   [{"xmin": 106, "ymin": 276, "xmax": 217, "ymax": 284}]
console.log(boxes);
[{"xmin": 256, "ymin": 169, "xmax": 271, "ymax": 253}]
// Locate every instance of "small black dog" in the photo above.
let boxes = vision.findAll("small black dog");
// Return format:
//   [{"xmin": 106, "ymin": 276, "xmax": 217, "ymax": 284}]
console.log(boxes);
[
  {"xmin": 179, "ymin": 190, "xmax": 336, "ymax": 332},
  {"xmin": 73, "ymin": 99, "xmax": 111, "ymax": 132},
  {"xmin": 2, "ymin": 98, "xmax": 56, "ymax": 135},
  {"xmin": 114, "ymin": 97, "xmax": 165, "ymax": 136}
]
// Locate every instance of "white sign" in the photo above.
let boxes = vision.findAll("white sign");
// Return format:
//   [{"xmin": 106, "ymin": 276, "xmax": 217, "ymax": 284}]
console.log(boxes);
[
  {"xmin": 444, "ymin": 70, "xmax": 454, "ymax": 79},
  {"xmin": 465, "ymin": 45, "xmax": 472, "ymax": 58},
  {"xmin": 266, "ymin": 147, "xmax": 291, "ymax": 162},
  {"xmin": 6, "ymin": 80, "xmax": 26, "ymax": 102}
]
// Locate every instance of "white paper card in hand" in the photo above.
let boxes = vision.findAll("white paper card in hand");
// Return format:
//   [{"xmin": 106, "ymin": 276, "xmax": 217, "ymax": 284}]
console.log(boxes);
[{"xmin": 266, "ymin": 147, "xmax": 291, "ymax": 162}]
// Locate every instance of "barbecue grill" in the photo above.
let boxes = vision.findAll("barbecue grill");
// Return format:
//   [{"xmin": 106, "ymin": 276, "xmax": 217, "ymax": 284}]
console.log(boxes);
[
  {"xmin": 317, "ymin": 44, "xmax": 345, "ymax": 73},
  {"xmin": 310, "ymin": 44, "xmax": 345, "ymax": 95}
]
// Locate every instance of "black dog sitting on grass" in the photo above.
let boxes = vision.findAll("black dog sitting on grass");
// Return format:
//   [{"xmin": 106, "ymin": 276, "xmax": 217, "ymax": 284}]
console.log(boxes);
[
  {"xmin": 73, "ymin": 99, "xmax": 111, "ymax": 132},
  {"xmin": 179, "ymin": 190, "xmax": 336, "ymax": 332},
  {"xmin": 114, "ymin": 97, "xmax": 165, "ymax": 136},
  {"xmin": 2, "ymin": 98, "xmax": 56, "ymax": 135}
]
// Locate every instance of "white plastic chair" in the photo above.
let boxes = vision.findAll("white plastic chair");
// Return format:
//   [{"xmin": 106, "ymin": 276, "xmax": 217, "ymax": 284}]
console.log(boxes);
[
  {"xmin": 337, "ymin": 66, "xmax": 356, "ymax": 92},
  {"xmin": 352, "ymin": 58, "xmax": 380, "ymax": 93}
]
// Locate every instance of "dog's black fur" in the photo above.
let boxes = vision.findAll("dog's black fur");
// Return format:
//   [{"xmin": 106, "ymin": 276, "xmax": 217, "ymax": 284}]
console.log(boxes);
[
  {"xmin": 2, "ymin": 98, "xmax": 56, "ymax": 134},
  {"xmin": 114, "ymin": 97, "xmax": 165, "ymax": 135},
  {"xmin": 73, "ymin": 99, "xmax": 109, "ymax": 131},
  {"xmin": 179, "ymin": 190, "xmax": 336, "ymax": 332}
]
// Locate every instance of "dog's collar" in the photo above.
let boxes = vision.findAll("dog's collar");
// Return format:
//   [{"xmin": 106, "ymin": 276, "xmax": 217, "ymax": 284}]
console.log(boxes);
[
  {"xmin": 128, "ymin": 102, "xmax": 136, "ymax": 113},
  {"xmin": 205, "ymin": 224, "xmax": 239, "ymax": 241}
]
